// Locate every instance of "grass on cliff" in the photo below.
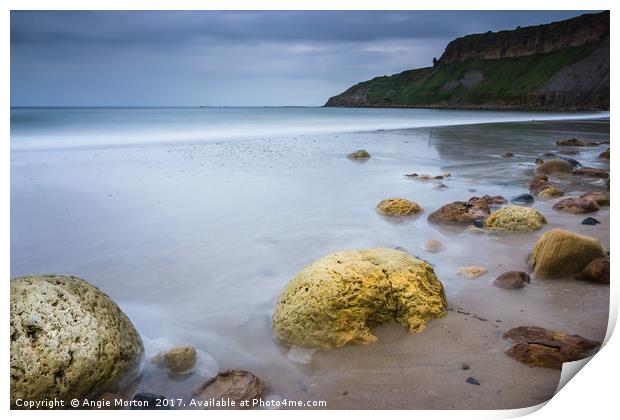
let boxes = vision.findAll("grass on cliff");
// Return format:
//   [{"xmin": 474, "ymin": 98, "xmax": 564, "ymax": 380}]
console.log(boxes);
[{"xmin": 363, "ymin": 43, "xmax": 598, "ymax": 105}]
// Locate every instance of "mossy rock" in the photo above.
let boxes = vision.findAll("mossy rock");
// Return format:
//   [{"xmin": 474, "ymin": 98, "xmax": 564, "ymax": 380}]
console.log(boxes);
[
  {"xmin": 10, "ymin": 275, "xmax": 144, "ymax": 408},
  {"xmin": 528, "ymin": 229, "xmax": 606, "ymax": 278},
  {"xmin": 377, "ymin": 198, "xmax": 423, "ymax": 216},
  {"xmin": 347, "ymin": 149, "xmax": 371, "ymax": 160},
  {"xmin": 272, "ymin": 248, "xmax": 447, "ymax": 349},
  {"xmin": 485, "ymin": 206, "xmax": 547, "ymax": 232},
  {"xmin": 538, "ymin": 186, "xmax": 564, "ymax": 198}
]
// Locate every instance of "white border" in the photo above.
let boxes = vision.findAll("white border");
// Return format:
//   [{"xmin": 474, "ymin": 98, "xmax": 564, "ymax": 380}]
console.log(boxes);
[{"xmin": 2, "ymin": 1, "xmax": 616, "ymax": 419}]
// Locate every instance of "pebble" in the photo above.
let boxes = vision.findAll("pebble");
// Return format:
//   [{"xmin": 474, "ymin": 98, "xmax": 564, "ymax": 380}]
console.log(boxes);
[
  {"xmin": 461, "ymin": 363, "xmax": 470, "ymax": 370},
  {"xmin": 582, "ymin": 217, "xmax": 601, "ymax": 225},
  {"xmin": 510, "ymin": 193, "xmax": 534, "ymax": 205},
  {"xmin": 466, "ymin": 377, "xmax": 480, "ymax": 385}
]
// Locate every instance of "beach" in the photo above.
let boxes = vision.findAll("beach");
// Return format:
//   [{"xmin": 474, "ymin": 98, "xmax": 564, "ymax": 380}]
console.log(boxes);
[{"xmin": 10, "ymin": 108, "xmax": 610, "ymax": 409}]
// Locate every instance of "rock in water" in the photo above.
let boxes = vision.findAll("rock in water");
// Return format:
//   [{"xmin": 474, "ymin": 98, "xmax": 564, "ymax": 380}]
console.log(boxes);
[
  {"xmin": 493, "ymin": 271, "xmax": 531, "ymax": 289},
  {"xmin": 503, "ymin": 326, "xmax": 600, "ymax": 369},
  {"xmin": 574, "ymin": 167, "xmax": 609, "ymax": 178},
  {"xmin": 536, "ymin": 159, "xmax": 574, "ymax": 174},
  {"xmin": 510, "ymin": 193, "xmax": 534, "ymax": 205},
  {"xmin": 556, "ymin": 138, "xmax": 585, "ymax": 147},
  {"xmin": 581, "ymin": 217, "xmax": 601, "ymax": 225},
  {"xmin": 538, "ymin": 186, "xmax": 564, "ymax": 198},
  {"xmin": 485, "ymin": 206, "xmax": 547, "ymax": 232},
  {"xmin": 552, "ymin": 197, "xmax": 600, "ymax": 214},
  {"xmin": 347, "ymin": 149, "xmax": 370, "ymax": 160},
  {"xmin": 376, "ymin": 198, "xmax": 423, "ymax": 217},
  {"xmin": 501, "ymin": 152, "xmax": 514, "ymax": 158},
  {"xmin": 191, "ymin": 370, "xmax": 267, "ymax": 409},
  {"xmin": 528, "ymin": 175, "xmax": 550, "ymax": 194},
  {"xmin": 575, "ymin": 258, "xmax": 610, "ymax": 284},
  {"xmin": 164, "ymin": 346, "xmax": 197, "ymax": 373},
  {"xmin": 10, "ymin": 275, "xmax": 144, "ymax": 407},
  {"xmin": 272, "ymin": 248, "xmax": 447, "ymax": 349},
  {"xmin": 427, "ymin": 200, "xmax": 490, "ymax": 225},
  {"xmin": 599, "ymin": 148, "xmax": 610, "ymax": 159},
  {"xmin": 580, "ymin": 191, "xmax": 610, "ymax": 206},
  {"xmin": 422, "ymin": 239, "xmax": 445, "ymax": 253},
  {"xmin": 528, "ymin": 229, "xmax": 606, "ymax": 278},
  {"xmin": 458, "ymin": 266, "xmax": 487, "ymax": 279}
]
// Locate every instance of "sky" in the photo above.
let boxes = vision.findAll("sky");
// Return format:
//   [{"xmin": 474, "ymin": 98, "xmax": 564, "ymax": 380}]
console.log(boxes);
[{"xmin": 11, "ymin": 10, "xmax": 594, "ymax": 106}]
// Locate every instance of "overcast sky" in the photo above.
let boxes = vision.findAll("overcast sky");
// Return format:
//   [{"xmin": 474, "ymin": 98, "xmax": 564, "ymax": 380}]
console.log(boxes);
[{"xmin": 11, "ymin": 10, "xmax": 593, "ymax": 106}]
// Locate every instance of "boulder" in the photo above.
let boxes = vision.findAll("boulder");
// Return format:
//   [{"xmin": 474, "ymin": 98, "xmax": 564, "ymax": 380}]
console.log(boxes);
[
  {"xmin": 552, "ymin": 197, "xmax": 599, "ymax": 214},
  {"xmin": 493, "ymin": 271, "xmax": 531, "ymax": 289},
  {"xmin": 376, "ymin": 198, "xmax": 423, "ymax": 217},
  {"xmin": 428, "ymin": 200, "xmax": 490, "ymax": 225},
  {"xmin": 556, "ymin": 138, "xmax": 585, "ymax": 147},
  {"xmin": 10, "ymin": 275, "xmax": 144, "ymax": 407},
  {"xmin": 539, "ymin": 186, "xmax": 564, "ymax": 198},
  {"xmin": 599, "ymin": 148, "xmax": 610, "ymax": 159},
  {"xmin": 485, "ymin": 206, "xmax": 547, "ymax": 232},
  {"xmin": 575, "ymin": 257, "xmax": 610, "ymax": 284},
  {"xmin": 503, "ymin": 326, "xmax": 600, "ymax": 369},
  {"xmin": 457, "ymin": 266, "xmax": 487, "ymax": 279},
  {"xmin": 347, "ymin": 149, "xmax": 370, "ymax": 160},
  {"xmin": 536, "ymin": 159, "xmax": 574, "ymax": 174},
  {"xmin": 191, "ymin": 370, "xmax": 267, "ymax": 409},
  {"xmin": 528, "ymin": 229, "xmax": 606, "ymax": 278},
  {"xmin": 272, "ymin": 248, "xmax": 447, "ymax": 349},
  {"xmin": 574, "ymin": 167, "xmax": 609, "ymax": 178},
  {"xmin": 580, "ymin": 191, "xmax": 610, "ymax": 206}
]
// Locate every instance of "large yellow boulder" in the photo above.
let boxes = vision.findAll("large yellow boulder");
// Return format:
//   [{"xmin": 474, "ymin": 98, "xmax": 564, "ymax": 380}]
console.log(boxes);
[
  {"xmin": 528, "ymin": 229, "xmax": 607, "ymax": 278},
  {"xmin": 272, "ymin": 248, "xmax": 447, "ymax": 349},
  {"xmin": 485, "ymin": 206, "xmax": 547, "ymax": 232}
]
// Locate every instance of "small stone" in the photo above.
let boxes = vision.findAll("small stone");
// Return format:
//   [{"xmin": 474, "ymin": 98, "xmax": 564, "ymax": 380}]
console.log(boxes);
[
  {"xmin": 599, "ymin": 148, "xmax": 610, "ymax": 159},
  {"xmin": 581, "ymin": 217, "xmax": 601, "ymax": 225},
  {"xmin": 503, "ymin": 326, "xmax": 600, "ymax": 369},
  {"xmin": 458, "ymin": 266, "xmax": 487, "ymax": 279},
  {"xmin": 422, "ymin": 239, "xmax": 445, "ymax": 253},
  {"xmin": 473, "ymin": 219, "xmax": 484, "ymax": 228},
  {"xmin": 586, "ymin": 141, "xmax": 600, "ymax": 147},
  {"xmin": 493, "ymin": 271, "xmax": 530, "ymax": 289},
  {"xmin": 535, "ymin": 158, "xmax": 545, "ymax": 165},
  {"xmin": 347, "ymin": 149, "xmax": 370, "ymax": 160},
  {"xmin": 556, "ymin": 138, "xmax": 585, "ymax": 147},
  {"xmin": 574, "ymin": 167, "xmax": 609, "ymax": 178},
  {"xmin": 461, "ymin": 363, "xmax": 470, "ymax": 370},
  {"xmin": 132, "ymin": 393, "xmax": 169, "ymax": 410},
  {"xmin": 538, "ymin": 186, "xmax": 564, "ymax": 198},
  {"xmin": 377, "ymin": 198, "xmax": 423, "ymax": 217},
  {"xmin": 580, "ymin": 191, "xmax": 610, "ymax": 206},
  {"xmin": 510, "ymin": 193, "xmax": 534, "ymax": 205},
  {"xmin": 501, "ymin": 152, "xmax": 514, "ymax": 158},
  {"xmin": 575, "ymin": 257, "xmax": 610, "ymax": 284},
  {"xmin": 191, "ymin": 370, "xmax": 267, "ymax": 409},
  {"xmin": 466, "ymin": 377, "xmax": 480, "ymax": 385},
  {"xmin": 163, "ymin": 346, "xmax": 197, "ymax": 373},
  {"xmin": 552, "ymin": 197, "xmax": 599, "ymax": 214}
]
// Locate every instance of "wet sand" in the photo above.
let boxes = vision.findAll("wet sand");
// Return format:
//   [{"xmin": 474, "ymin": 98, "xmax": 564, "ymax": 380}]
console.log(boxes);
[{"xmin": 11, "ymin": 117, "xmax": 610, "ymax": 409}]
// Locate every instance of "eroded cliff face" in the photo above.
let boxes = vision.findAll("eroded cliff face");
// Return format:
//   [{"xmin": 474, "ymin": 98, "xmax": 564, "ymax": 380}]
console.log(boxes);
[
  {"xmin": 325, "ymin": 11, "xmax": 609, "ymax": 110},
  {"xmin": 437, "ymin": 11, "xmax": 609, "ymax": 65}
]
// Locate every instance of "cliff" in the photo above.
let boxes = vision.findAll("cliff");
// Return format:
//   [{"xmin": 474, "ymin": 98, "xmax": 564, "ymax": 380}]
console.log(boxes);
[{"xmin": 325, "ymin": 11, "xmax": 609, "ymax": 110}]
